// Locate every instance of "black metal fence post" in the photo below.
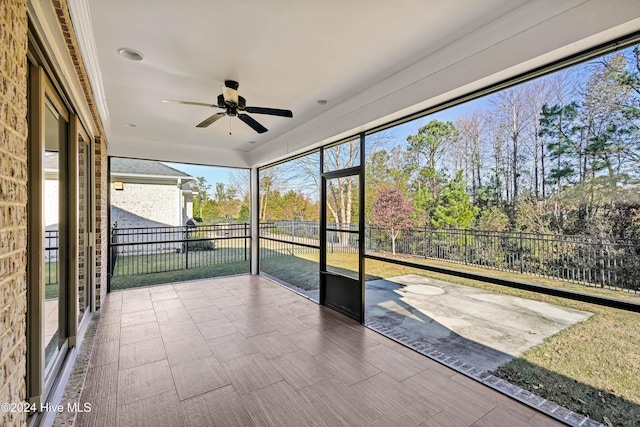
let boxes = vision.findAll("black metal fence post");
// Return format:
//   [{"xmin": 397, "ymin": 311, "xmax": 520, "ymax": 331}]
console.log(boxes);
[
  {"xmin": 520, "ymin": 231, "xmax": 524, "ymax": 274},
  {"xmin": 109, "ymin": 227, "xmax": 118, "ymax": 279},
  {"xmin": 464, "ymin": 229, "xmax": 468, "ymax": 265},
  {"xmin": 185, "ymin": 225, "xmax": 189, "ymax": 270},
  {"xmin": 244, "ymin": 222, "xmax": 248, "ymax": 261},
  {"xmin": 599, "ymin": 237, "xmax": 605, "ymax": 288}
]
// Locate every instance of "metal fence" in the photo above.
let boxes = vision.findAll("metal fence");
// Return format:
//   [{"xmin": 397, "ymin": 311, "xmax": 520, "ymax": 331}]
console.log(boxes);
[
  {"xmin": 261, "ymin": 221, "xmax": 358, "ymax": 255},
  {"xmin": 106, "ymin": 221, "xmax": 640, "ymax": 293},
  {"xmin": 110, "ymin": 223, "xmax": 250, "ymax": 277},
  {"xmin": 264, "ymin": 221, "xmax": 640, "ymax": 293},
  {"xmin": 365, "ymin": 227, "xmax": 640, "ymax": 293},
  {"xmin": 45, "ymin": 230, "xmax": 58, "ymax": 286}
]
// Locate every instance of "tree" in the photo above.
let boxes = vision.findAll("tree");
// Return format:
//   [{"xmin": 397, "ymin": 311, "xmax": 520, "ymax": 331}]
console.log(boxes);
[
  {"xmin": 281, "ymin": 190, "xmax": 317, "ymax": 221},
  {"xmin": 525, "ymin": 78, "xmax": 553, "ymax": 200},
  {"xmin": 200, "ymin": 198, "xmax": 218, "ymax": 220},
  {"xmin": 477, "ymin": 206, "xmax": 509, "ymax": 232},
  {"xmin": 412, "ymin": 167, "xmax": 442, "ymax": 228},
  {"xmin": 491, "ymin": 87, "xmax": 534, "ymax": 203},
  {"xmin": 213, "ymin": 183, "xmax": 239, "ymax": 221},
  {"xmin": 237, "ymin": 193, "xmax": 250, "ymax": 222},
  {"xmin": 513, "ymin": 195, "xmax": 552, "ymax": 234},
  {"xmin": 539, "ymin": 102, "xmax": 581, "ymax": 231},
  {"xmin": 407, "ymin": 120, "xmax": 458, "ymax": 200},
  {"xmin": 371, "ymin": 187, "xmax": 414, "ymax": 254},
  {"xmin": 537, "ymin": 52, "xmax": 640, "ymax": 233},
  {"xmin": 366, "ymin": 146, "xmax": 414, "ymax": 223},
  {"xmin": 583, "ymin": 53, "xmax": 638, "ymax": 190},
  {"xmin": 259, "ymin": 169, "xmax": 277, "ymax": 221},
  {"xmin": 431, "ymin": 171, "xmax": 478, "ymax": 229},
  {"xmin": 539, "ymin": 102, "xmax": 580, "ymax": 191},
  {"xmin": 455, "ymin": 110, "xmax": 487, "ymax": 199},
  {"xmin": 191, "ymin": 177, "xmax": 211, "ymax": 220}
]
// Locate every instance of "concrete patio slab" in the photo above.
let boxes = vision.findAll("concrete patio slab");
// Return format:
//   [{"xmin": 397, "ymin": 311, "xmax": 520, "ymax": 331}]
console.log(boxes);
[{"xmin": 365, "ymin": 274, "xmax": 592, "ymax": 372}]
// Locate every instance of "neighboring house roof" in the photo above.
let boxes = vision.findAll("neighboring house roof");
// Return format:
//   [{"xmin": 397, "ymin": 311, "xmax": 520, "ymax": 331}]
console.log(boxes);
[
  {"xmin": 111, "ymin": 158, "xmax": 192, "ymax": 178},
  {"xmin": 181, "ymin": 182, "xmax": 198, "ymax": 194}
]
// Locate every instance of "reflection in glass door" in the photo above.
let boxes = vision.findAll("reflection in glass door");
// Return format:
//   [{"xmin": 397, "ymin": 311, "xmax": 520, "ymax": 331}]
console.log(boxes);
[{"xmin": 43, "ymin": 97, "xmax": 67, "ymax": 372}]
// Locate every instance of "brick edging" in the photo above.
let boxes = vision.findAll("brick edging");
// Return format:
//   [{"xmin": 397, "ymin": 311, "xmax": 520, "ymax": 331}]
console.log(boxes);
[{"xmin": 365, "ymin": 320, "xmax": 604, "ymax": 427}]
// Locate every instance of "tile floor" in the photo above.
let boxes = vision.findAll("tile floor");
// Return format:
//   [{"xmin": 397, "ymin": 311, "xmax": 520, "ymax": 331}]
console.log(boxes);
[
  {"xmin": 76, "ymin": 275, "xmax": 563, "ymax": 427},
  {"xmin": 44, "ymin": 299, "xmax": 59, "ymax": 347}
]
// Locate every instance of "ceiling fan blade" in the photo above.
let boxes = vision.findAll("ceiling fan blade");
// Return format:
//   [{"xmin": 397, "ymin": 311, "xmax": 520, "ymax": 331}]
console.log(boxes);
[
  {"xmin": 245, "ymin": 106, "xmax": 293, "ymax": 117},
  {"xmin": 238, "ymin": 113, "xmax": 268, "ymax": 133},
  {"xmin": 162, "ymin": 100, "xmax": 214, "ymax": 108},
  {"xmin": 244, "ymin": 107, "xmax": 293, "ymax": 117},
  {"xmin": 196, "ymin": 113, "xmax": 226, "ymax": 128}
]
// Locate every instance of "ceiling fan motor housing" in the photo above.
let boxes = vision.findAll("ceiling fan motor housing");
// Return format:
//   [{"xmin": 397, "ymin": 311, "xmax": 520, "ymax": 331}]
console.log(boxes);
[
  {"xmin": 218, "ymin": 94, "xmax": 246, "ymax": 112},
  {"xmin": 224, "ymin": 80, "xmax": 239, "ymax": 90}
]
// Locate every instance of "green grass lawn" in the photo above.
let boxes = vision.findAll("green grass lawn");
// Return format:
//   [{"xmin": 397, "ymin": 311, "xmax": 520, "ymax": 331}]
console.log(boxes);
[
  {"xmin": 45, "ymin": 262, "xmax": 58, "ymax": 299},
  {"xmin": 261, "ymin": 252, "xmax": 639, "ymax": 426},
  {"xmin": 110, "ymin": 259, "xmax": 249, "ymax": 290}
]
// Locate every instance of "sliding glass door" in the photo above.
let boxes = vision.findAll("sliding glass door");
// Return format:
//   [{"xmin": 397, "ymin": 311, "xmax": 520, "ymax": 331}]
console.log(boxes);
[{"xmin": 28, "ymin": 62, "xmax": 94, "ymax": 409}]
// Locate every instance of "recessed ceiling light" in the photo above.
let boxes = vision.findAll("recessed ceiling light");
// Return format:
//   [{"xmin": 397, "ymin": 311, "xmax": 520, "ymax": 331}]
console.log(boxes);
[
  {"xmin": 117, "ymin": 48, "xmax": 144, "ymax": 61},
  {"xmin": 123, "ymin": 123, "xmax": 138, "ymax": 127},
  {"xmin": 317, "ymin": 99, "xmax": 329, "ymax": 105}
]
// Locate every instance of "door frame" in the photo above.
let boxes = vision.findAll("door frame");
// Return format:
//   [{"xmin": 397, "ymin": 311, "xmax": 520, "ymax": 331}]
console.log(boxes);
[{"xmin": 319, "ymin": 134, "xmax": 366, "ymax": 322}]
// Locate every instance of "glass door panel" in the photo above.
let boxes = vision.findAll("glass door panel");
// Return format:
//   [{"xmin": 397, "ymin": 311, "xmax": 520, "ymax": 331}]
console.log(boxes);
[
  {"xmin": 43, "ymin": 98, "xmax": 66, "ymax": 371},
  {"xmin": 325, "ymin": 175, "xmax": 359, "ymax": 280},
  {"xmin": 321, "ymin": 167, "xmax": 363, "ymax": 321},
  {"xmin": 323, "ymin": 138, "xmax": 360, "ymax": 172}
]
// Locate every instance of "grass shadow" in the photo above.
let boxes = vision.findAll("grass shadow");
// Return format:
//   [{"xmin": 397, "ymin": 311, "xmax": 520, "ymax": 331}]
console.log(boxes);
[{"xmin": 495, "ymin": 359, "xmax": 640, "ymax": 426}]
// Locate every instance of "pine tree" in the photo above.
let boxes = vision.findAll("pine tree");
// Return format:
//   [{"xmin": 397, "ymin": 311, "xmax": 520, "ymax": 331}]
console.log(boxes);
[{"xmin": 431, "ymin": 171, "xmax": 478, "ymax": 229}]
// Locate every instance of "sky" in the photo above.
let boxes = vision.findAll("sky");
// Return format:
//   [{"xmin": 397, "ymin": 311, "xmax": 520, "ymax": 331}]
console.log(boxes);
[{"xmin": 163, "ymin": 162, "xmax": 249, "ymax": 189}]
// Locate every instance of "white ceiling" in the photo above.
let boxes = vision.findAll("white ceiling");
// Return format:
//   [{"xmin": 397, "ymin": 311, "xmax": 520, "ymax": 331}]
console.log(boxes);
[{"xmin": 68, "ymin": 0, "xmax": 640, "ymax": 168}]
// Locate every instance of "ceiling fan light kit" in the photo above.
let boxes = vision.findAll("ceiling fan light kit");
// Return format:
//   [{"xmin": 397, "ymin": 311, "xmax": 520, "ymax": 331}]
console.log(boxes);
[{"xmin": 163, "ymin": 80, "xmax": 292, "ymax": 134}]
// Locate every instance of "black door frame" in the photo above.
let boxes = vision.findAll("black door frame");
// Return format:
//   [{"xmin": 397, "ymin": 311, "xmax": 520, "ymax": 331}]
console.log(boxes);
[{"xmin": 319, "ymin": 134, "xmax": 366, "ymax": 322}]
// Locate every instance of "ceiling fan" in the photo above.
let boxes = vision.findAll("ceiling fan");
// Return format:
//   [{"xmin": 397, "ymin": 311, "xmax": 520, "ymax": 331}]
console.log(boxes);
[{"xmin": 162, "ymin": 80, "xmax": 293, "ymax": 134}]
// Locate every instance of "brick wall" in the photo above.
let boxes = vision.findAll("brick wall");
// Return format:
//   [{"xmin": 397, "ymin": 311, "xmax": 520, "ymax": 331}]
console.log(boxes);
[
  {"xmin": 0, "ymin": 0, "xmax": 29, "ymax": 425},
  {"xmin": 95, "ymin": 137, "xmax": 107, "ymax": 308}
]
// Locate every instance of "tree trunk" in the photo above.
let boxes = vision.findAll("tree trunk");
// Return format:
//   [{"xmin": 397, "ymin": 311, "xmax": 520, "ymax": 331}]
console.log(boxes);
[{"xmin": 391, "ymin": 228, "xmax": 396, "ymax": 254}]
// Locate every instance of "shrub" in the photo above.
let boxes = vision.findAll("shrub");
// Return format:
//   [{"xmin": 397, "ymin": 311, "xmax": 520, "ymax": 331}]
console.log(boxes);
[{"xmin": 185, "ymin": 231, "xmax": 215, "ymax": 251}]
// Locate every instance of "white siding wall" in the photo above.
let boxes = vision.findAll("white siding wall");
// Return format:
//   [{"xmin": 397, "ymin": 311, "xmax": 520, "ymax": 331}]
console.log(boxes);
[
  {"xmin": 44, "ymin": 179, "xmax": 58, "ymax": 228},
  {"xmin": 111, "ymin": 182, "xmax": 181, "ymax": 228},
  {"xmin": 183, "ymin": 192, "xmax": 193, "ymax": 224}
]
